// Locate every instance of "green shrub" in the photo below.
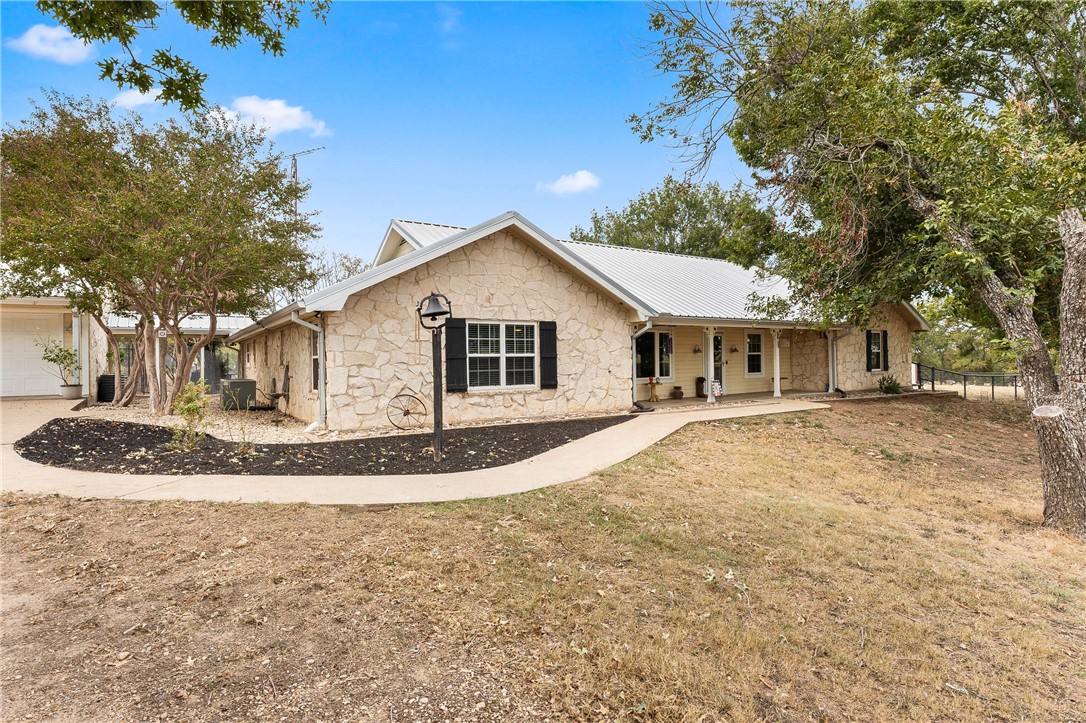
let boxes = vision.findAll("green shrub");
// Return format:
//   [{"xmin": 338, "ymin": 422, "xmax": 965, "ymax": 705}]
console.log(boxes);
[
  {"xmin": 877, "ymin": 374, "xmax": 903, "ymax": 394},
  {"xmin": 171, "ymin": 380, "xmax": 210, "ymax": 450}
]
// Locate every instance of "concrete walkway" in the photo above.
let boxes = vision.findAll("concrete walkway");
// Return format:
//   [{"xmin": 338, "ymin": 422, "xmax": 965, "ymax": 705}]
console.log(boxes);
[{"xmin": 1, "ymin": 398, "xmax": 828, "ymax": 505}]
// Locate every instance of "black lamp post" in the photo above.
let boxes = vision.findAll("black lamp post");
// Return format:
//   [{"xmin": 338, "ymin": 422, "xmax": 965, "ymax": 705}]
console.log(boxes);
[{"xmin": 417, "ymin": 291, "xmax": 451, "ymax": 461}]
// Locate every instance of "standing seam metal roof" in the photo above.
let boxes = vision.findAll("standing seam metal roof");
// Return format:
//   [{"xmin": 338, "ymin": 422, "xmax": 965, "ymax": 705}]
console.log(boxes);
[
  {"xmin": 393, "ymin": 220, "xmax": 466, "ymax": 248},
  {"xmin": 105, "ymin": 313, "xmax": 256, "ymax": 333},
  {"xmin": 559, "ymin": 240, "xmax": 789, "ymax": 320}
]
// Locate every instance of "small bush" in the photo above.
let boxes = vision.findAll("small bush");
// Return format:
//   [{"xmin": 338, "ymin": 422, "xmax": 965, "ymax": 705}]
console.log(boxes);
[
  {"xmin": 171, "ymin": 380, "xmax": 210, "ymax": 450},
  {"xmin": 36, "ymin": 338, "xmax": 81, "ymax": 384},
  {"xmin": 877, "ymin": 374, "xmax": 903, "ymax": 394}
]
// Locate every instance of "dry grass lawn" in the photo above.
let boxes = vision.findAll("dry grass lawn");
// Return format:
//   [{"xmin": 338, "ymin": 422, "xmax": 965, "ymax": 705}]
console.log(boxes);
[{"xmin": 2, "ymin": 396, "xmax": 1083, "ymax": 722}]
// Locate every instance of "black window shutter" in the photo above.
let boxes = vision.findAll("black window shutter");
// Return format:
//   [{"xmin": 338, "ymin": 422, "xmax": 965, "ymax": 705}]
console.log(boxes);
[
  {"xmin": 540, "ymin": 321, "xmax": 558, "ymax": 389},
  {"xmin": 865, "ymin": 330, "xmax": 874, "ymax": 372},
  {"xmin": 445, "ymin": 318, "xmax": 467, "ymax": 392},
  {"xmin": 882, "ymin": 330, "xmax": 890, "ymax": 371}
]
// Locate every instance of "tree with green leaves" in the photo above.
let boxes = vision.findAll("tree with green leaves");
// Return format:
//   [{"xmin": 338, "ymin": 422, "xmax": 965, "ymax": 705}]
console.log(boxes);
[
  {"xmin": 570, "ymin": 176, "xmax": 773, "ymax": 266},
  {"xmin": 36, "ymin": 1, "xmax": 329, "ymax": 111},
  {"xmin": 1, "ymin": 93, "xmax": 318, "ymax": 415},
  {"xmin": 632, "ymin": 1, "xmax": 1086, "ymax": 535},
  {"xmin": 912, "ymin": 297, "xmax": 1018, "ymax": 373}
]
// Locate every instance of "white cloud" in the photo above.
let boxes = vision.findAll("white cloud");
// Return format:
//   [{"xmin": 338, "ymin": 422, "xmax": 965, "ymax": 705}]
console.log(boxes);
[
  {"xmin": 537, "ymin": 170, "xmax": 601, "ymax": 195},
  {"xmin": 5, "ymin": 24, "xmax": 93, "ymax": 64},
  {"xmin": 436, "ymin": 4, "xmax": 462, "ymax": 33},
  {"xmin": 227, "ymin": 96, "xmax": 331, "ymax": 138},
  {"xmin": 113, "ymin": 88, "xmax": 161, "ymax": 109}
]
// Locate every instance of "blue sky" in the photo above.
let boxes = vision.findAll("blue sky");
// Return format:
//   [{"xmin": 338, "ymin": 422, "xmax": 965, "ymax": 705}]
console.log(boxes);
[{"xmin": 1, "ymin": 1, "xmax": 746, "ymax": 262}]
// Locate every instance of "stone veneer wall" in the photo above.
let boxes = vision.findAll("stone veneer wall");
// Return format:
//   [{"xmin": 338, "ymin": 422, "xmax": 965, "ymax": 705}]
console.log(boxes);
[
  {"xmin": 317, "ymin": 230, "xmax": 634, "ymax": 431},
  {"xmin": 834, "ymin": 306, "xmax": 914, "ymax": 391},
  {"xmin": 790, "ymin": 329, "xmax": 829, "ymax": 392},
  {"xmin": 239, "ymin": 323, "xmax": 320, "ymax": 422}
]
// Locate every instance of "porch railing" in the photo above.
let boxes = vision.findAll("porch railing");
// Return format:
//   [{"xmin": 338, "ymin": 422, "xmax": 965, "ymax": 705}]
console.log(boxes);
[{"xmin": 912, "ymin": 362, "xmax": 1020, "ymax": 401}]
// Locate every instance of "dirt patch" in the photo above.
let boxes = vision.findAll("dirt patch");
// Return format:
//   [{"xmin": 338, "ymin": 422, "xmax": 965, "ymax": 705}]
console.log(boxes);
[
  {"xmin": 13, "ymin": 415, "xmax": 632, "ymax": 476},
  {"xmin": 2, "ymin": 396, "xmax": 1083, "ymax": 721}
]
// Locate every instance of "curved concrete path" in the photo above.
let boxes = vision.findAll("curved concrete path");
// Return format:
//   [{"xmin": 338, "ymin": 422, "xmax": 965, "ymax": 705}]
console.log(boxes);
[{"xmin": 1, "ymin": 398, "xmax": 828, "ymax": 505}]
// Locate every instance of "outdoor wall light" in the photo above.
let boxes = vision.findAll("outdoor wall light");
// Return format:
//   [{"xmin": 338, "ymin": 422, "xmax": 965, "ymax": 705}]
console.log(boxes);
[
  {"xmin": 730, "ymin": 346, "xmax": 739, "ymax": 353},
  {"xmin": 416, "ymin": 292, "xmax": 452, "ymax": 461},
  {"xmin": 692, "ymin": 346, "xmax": 702, "ymax": 354}
]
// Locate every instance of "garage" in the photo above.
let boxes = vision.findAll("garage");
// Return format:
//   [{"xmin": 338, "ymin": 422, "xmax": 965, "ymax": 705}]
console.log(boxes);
[{"xmin": 0, "ymin": 310, "xmax": 65, "ymax": 397}]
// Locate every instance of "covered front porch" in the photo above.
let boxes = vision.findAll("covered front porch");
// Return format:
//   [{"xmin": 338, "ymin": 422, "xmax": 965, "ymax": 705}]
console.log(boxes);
[{"xmin": 632, "ymin": 323, "xmax": 837, "ymax": 405}]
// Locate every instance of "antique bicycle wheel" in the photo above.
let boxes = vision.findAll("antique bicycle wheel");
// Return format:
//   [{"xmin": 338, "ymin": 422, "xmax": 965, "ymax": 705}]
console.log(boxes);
[{"xmin": 387, "ymin": 393, "xmax": 427, "ymax": 429}]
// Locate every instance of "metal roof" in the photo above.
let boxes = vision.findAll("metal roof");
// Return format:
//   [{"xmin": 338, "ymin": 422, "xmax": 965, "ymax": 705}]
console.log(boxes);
[
  {"xmin": 560, "ymin": 240, "xmax": 790, "ymax": 321},
  {"xmin": 303, "ymin": 211, "xmax": 656, "ymax": 316},
  {"xmin": 393, "ymin": 219, "xmax": 466, "ymax": 248},
  {"xmin": 106, "ymin": 313, "xmax": 255, "ymax": 334}
]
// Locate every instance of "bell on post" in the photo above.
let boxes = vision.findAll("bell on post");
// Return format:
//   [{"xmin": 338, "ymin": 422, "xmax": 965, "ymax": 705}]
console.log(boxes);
[{"xmin": 417, "ymin": 292, "xmax": 451, "ymax": 321}]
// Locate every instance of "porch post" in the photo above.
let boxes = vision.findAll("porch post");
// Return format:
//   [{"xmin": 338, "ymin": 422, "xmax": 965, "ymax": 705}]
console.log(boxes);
[
  {"xmin": 704, "ymin": 326, "xmax": 714, "ymax": 405},
  {"xmin": 771, "ymin": 329, "xmax": 782, "ymax": 398}
]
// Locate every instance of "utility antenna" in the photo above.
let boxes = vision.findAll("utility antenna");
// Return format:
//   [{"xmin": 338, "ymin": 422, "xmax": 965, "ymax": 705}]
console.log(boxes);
[{"xmin": 289, "ymin": 146, "xmax": 324, "ymax": 215}]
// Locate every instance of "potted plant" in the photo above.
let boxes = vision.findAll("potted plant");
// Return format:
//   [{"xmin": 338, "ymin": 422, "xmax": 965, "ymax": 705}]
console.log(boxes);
[{"xmin": 36, "ymin": 338, "xmax": 82, "ymax": 400}]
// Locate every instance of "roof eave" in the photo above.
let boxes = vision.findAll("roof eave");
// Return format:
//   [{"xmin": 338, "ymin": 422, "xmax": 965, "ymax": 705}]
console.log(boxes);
[
  {"xmin": 224, "ymin": 302, "xmax": 304, "ymax": 344},
  {"xmin": 303, "ymin": 211, "xmax": 657, "ymax": 319},
  {"xmin": 649, "ymin": 313, "xmax": 845, "ymax": 329}
]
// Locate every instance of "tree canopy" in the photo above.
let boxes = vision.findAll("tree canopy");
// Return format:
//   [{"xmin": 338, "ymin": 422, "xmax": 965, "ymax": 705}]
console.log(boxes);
[
  {"xmin": 632, "ymin": 0, "xmax": 1086, "ymax": 534},
  {"xmin": 569, "ymin": 176, "xmax": 774, "ymax": 267},
  {"xmin": 36, "ymin": 1, "xmax": 330, "ymax": 111},
  {"xmin": 1, "ymin": 93, "xmax": 318, "ymax": 413}
]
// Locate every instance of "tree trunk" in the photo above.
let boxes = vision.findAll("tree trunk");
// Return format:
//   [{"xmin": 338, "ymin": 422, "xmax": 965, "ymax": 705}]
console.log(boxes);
[
  {"xmin": 907, "ymin": 186, "xmax": 1086, "ymax": 536},
  {"xmin": 115, "ymin": 319, "xmax": 148, "ymax": 407},
  {"xmin": 1035, "ymin": 209, "xmax": 1086, "ymax": 537},
  {"xmin": 1032, "ymin": 406, "xmax": 1086, "ymax": 536},
  {"xmin": 142, "ymin": 321, "xmax": 166, "ymax": 415}
]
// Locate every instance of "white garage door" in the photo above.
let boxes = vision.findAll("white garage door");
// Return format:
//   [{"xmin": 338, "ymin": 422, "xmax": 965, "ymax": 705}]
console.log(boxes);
[{"xmin": 1, "ymin": 313, "xmax": 64, "ymax": 396}]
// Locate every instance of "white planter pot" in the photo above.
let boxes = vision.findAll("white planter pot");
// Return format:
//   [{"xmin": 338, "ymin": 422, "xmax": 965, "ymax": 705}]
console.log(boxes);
[{"xmin": 60, "ymin": 384, "xmax": 83, "ymax": 400}]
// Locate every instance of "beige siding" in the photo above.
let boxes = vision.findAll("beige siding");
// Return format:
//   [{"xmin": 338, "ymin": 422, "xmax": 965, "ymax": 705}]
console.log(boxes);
[{"xmin": 635, "ymin": 326, "xmax": 797, "ymax": 401}]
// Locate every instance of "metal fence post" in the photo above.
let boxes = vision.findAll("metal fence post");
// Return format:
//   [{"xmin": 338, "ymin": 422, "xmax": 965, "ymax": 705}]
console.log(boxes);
[
  {"xmin": 991, "ymin": 375, "xmax": 995, "ymax": 401},
  {"xmin": 1014, "ymin": 375, "xmax": 1018, "ymax": 400},
  {"xmin": 963, "ymin": 376, "xmax": 967, "ymax": 399}
]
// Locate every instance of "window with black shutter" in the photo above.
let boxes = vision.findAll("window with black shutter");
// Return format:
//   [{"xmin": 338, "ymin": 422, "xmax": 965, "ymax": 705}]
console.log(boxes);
[
  {"xmin": 540, "ymin": 321, "xmax": 558, "ymax": 389},
  {"xmin": 445, "ymin": 318, "xmax": 468, "ymax": 392},
  {"xmin": 866, "ymin": 330, "xmax": 889, "ymax": 372}
]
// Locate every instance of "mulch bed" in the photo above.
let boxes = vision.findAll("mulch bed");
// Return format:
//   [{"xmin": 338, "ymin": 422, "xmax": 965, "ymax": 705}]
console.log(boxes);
[{"xmin": 14, "ymin": 415, "xmax": 632, "ymax": 476}]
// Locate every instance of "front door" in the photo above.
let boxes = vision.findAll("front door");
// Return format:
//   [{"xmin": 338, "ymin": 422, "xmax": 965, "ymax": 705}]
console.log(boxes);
[{"xmin": 713, "ymin": 334, "xmax": 726, "ymax": 397}]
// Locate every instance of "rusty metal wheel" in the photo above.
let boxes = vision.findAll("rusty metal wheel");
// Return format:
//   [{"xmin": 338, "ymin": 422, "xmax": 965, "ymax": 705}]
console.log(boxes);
[{"xmin": 387, "ymin": 393, "xmax": 427, "ymax": 430}]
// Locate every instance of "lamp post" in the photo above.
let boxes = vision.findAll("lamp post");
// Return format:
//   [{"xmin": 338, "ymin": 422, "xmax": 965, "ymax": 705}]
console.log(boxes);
[{"xmin": 417, "ymin": 291, "xmax": 451, "ymax": 461}]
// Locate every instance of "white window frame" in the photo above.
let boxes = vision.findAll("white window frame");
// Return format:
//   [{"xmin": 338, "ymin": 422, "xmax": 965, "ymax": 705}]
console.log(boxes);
[
  {"xmin": 869, "ymin": 330, "xmax": 885, "ymax": 371},
  {"xmin": 745, "ymin": 331, "xmax": 764, "ymax": 378},
  {"xmin": 635, "ymin": 331, "xmax": 674, "ymax": 382},
  {"xmin": 467, "ymin": 321, "xmax": 539, "ymax": 391}
]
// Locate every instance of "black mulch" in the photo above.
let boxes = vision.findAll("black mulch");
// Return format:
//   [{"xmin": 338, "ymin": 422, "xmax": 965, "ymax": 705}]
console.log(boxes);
[{"xmin": 14, "ymin": 415, "xmax": 633, "ymax": 476}]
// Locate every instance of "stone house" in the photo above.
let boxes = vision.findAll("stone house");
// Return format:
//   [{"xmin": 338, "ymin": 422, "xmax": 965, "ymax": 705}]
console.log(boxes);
[{"xmin": 226, "ymin": 211, "xmax": 928, "ymax": 431}]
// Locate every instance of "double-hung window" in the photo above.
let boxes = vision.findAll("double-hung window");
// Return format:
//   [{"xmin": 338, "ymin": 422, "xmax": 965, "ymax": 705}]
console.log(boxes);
[
  {"xmin": 866, "ymin": 330, "xmax": 890, "ymax": 372},
  {"xmin": 468, "ymin": 322, "xmax": 537, "ymax": 389},
  {"xmin": 746, "ymin": 332, "xmax": 763, "ymax": 377},
  {"xmin": 635, "ymin": 331, "xmax": 672, "ymax": 380}
]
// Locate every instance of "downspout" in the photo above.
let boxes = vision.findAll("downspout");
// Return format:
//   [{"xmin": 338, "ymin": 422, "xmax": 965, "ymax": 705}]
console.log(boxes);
[
  {"xmin": 291, "ymin": 310, "xmax": 326, "ymax": 433},
  {"xmin": 829, "ymin": 328, "xmax": 854, "ymax": 392},
  {"xmin": 631, "ymin": 321, "xmax": 653, "ymax": 405}
]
